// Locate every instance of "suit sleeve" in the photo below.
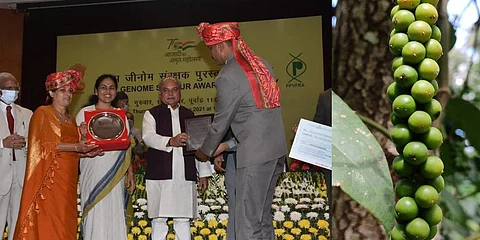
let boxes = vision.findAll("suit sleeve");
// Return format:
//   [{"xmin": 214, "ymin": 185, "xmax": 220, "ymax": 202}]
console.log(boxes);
[
  {"xmin": 200, "ymin": 76, "xmax": 240, "ymax": 157},
  {"xmin": 313, "ymin": 89, "xmax": 332, "ymax": 126},
  {"xmin": 225, "ymin": 138, "xmax": 238, "ymax": 151},
  {"xmin": 313, "ymin": 93, "xmax": 322, "ymax": 123}
]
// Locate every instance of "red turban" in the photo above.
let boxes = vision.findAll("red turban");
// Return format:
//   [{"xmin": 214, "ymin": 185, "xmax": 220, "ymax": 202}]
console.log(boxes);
[
  {"xmin": 45, "ymin": 70, "xmax": 81, "ymax": 92},
  {"xmin": 197, "ymin": 22, "xmax": 280, "ymax": 109}
]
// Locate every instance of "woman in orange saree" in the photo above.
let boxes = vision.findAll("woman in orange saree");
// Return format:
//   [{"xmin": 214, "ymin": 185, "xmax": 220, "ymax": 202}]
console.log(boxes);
[{"xmin": 13, "ymin": 70, "xmax": 99, "ymax": 240}]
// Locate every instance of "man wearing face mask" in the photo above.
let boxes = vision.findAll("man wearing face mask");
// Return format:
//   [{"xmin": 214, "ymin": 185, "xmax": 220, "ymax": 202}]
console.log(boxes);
[
  {"xmin": 0, "ymin": 72, "xmax": 32, "ymax": 240},
  {"xmin": 114, "ymin": 91, "xmax": 129, "ymax": 111}
]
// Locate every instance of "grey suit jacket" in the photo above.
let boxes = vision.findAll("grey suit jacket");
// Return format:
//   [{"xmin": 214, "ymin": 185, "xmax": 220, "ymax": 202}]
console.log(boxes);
[
  {"xmin": 201, "ymin": 54, "xmax": 287, "ymax": 168},
  {"xmin": 0, "ymin": 103, "xmax": 33, "ymax": 195},
  {"xmin": 314, "ymin": 88, "xmax": 332, "ymax": 126}
]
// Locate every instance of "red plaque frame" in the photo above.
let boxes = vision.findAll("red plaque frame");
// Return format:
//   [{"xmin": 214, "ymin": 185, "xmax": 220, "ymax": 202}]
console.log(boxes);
[{"xmin": 84, "ymin": 109, "xmax": 130, "ymax": 151}]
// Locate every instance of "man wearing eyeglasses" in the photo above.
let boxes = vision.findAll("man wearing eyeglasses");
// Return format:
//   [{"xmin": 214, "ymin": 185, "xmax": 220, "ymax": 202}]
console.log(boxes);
[{"xmin": 0, "ymin": 72, "xmax": 32, "ymax": 240}]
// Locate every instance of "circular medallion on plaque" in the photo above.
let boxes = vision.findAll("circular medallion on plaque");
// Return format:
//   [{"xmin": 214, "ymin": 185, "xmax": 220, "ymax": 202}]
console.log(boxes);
[{"xmin": 88, "ymin": 112, "xmax": 125, "ymax": 140}]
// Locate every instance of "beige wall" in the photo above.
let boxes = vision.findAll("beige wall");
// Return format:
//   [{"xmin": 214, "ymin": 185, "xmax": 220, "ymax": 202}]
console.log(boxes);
[{"xmin": 0, "ymin": 9, "xmax": 24, "ymax": 84}]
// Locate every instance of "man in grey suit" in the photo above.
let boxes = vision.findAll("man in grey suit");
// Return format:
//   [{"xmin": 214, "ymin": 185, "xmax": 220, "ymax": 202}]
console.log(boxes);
[
  {"xmin": 313, "ymin": 88, "xmax": 332, "ymax": 226},
  {"xmin": 212, "ymin": 129, "xmax": 237, "ymax": 240},
  {"xmin": 0, "ymin": 72, "xmax": 32, "ymax": 239},
  {"xmin": 195, "ymin": 22, "xmax": 286, "ymax": 240},
  {"xmin": 314, "ymin": 88, "xmax": 332, "ymax": 127}
]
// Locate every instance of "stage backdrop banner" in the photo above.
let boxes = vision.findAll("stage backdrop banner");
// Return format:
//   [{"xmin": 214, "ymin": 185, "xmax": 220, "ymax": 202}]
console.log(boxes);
[{"xmin": 56, "ymin": 16, "xmax": 324, "ymax": 157}]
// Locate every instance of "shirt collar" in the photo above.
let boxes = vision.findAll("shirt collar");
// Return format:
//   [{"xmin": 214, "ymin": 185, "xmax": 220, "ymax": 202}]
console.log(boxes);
[
  {"xmin": 167, "ymin": 103, "xmax": 180, "ymax": 111},
  {"xmin": 0, "ymin": 101, "xmax": 12, "ymax": 112}
]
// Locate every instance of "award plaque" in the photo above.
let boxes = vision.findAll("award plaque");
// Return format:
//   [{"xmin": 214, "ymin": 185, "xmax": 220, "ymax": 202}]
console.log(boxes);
[
  {"xmin": 84, "ymin": 109, "xmax": 131, "ymax": 151},
  {"xmin": 184, "ymin": 114, "xmax": 214, "ymax": 154}
]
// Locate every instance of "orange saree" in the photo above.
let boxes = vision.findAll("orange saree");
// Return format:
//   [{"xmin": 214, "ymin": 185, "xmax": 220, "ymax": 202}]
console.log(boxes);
[{"xmin": 14, "ymin": 105, "xmax": 80, "ymax": 240}]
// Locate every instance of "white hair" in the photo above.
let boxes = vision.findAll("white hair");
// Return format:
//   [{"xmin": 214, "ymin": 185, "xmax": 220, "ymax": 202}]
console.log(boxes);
[
  {"xmin": 0, "ymin": 72, "xmax": 16, "ymax": 85},
  {"xmin": 160, "ymin": 77, "xmax": 181, "ymax": 89}
]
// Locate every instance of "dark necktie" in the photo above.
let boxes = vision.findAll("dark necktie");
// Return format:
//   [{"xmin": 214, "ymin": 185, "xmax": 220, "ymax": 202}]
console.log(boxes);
[{"xmin": 6, "ymin": 106, "xmax": 15, "ymax": 161}]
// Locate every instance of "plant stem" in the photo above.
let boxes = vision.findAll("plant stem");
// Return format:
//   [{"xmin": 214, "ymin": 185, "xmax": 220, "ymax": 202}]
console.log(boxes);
[
  {"xmin": 355, "ymin": 113, "xmax": 390, "ymax": 138},
  {"xmin": 461, "ymin": 15, "xmax": 480, "ymax": 95}
]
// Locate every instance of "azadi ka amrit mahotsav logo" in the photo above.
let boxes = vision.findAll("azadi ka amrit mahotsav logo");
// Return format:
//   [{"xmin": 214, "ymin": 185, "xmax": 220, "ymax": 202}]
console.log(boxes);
[{"xmin": 169, "ymin": 39, "xmax": 197, "ymax": 51}]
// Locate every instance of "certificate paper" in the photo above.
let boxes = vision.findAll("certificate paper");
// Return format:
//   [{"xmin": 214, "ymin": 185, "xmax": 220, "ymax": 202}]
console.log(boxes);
[{"xmin": 289, "ymin": 118, "xmax": 332, "ymax": 170}]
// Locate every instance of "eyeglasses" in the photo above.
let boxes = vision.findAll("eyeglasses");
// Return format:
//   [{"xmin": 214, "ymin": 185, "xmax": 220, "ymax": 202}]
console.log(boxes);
[{"xmin": 0, "ymin": 87, "xmax": 20, "ymax": 91}]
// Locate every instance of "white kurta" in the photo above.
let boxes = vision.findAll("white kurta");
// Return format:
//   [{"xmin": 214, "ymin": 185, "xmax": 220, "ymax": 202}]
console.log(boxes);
[
  {"xmin": 76, "ymin": 105, "xmax": 129, "ymax": 240},
  {"xmin": 142, "ymin": 105, "xmax": 212, "ymax": 219}
]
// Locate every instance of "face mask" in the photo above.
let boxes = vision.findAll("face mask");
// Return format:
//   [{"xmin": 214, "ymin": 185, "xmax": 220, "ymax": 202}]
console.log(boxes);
[
  {"xmin": 124, "ymin": 104, "xmax": 129, "ymax": 111},
  {"xmin": 0, "ymin": 90, "xmax": 19, "ymax": 105}
]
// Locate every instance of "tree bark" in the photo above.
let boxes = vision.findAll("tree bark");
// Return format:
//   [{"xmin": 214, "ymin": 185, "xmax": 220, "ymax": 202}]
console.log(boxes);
[
  {"xmin": 332, "ymin": 188, "xmax": 387, "ymax": 239},
  {"xmin": 333, "ymin": 0, "xmax": 395, "ymax": 155},
  {"xmin": 332, "ymin": 0, "xmax": 395, "ymax": 239}
]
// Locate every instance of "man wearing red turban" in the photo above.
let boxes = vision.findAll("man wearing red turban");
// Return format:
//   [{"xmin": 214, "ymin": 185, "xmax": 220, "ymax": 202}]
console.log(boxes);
[{"xmin": 195, "ymin": 22, "xmax": 286, "ymax": 240}]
